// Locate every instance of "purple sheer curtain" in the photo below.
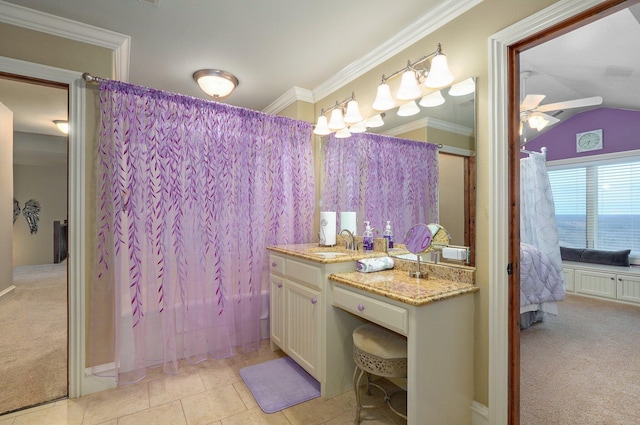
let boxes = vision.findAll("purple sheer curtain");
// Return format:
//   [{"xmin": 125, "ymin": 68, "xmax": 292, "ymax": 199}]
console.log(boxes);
[
  {"xmin": 322, "ymin": 132, "xmax": 438, "ymax": 241},
  {"xmin": 91, "ymin": 80, "xmax": 314, "ymax": 383}
]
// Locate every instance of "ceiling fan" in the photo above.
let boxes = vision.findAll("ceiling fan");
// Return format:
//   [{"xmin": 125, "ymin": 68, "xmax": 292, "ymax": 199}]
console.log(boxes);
[{"xmin": 519, "ymin": 71, "xmax": 603, "ymax": 132}]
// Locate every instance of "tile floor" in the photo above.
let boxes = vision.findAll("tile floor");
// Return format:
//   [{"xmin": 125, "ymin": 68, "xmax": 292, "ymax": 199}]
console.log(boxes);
[{"xmin": 0, "ymin": 340, "xmax": 406, "ymax": 425}]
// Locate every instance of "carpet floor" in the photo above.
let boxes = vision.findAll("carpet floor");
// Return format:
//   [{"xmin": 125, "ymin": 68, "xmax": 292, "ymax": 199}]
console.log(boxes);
[
  {"xmin": 521, "ymin": 293, "xmax": 640, "ymax": 424},
  {"xmin": 0, "ymin": 263, "xmax": 67, "ymax": 415}
]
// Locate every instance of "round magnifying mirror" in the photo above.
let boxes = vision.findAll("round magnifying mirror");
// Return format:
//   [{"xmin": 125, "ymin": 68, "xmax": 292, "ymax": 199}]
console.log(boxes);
[
  {"xmin": 427, "ymin": 223, "xmax": 451, "ymax": 250},
  {"xmin": 404, "ymin": 223, "xmax": 432, "ymax": 278}
]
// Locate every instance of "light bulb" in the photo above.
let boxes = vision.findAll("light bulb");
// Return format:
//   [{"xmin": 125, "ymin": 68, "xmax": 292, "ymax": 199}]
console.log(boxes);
[
  {"xmin": 424, "ymin": 54, "xmax": 454, "ymax": 88},
  {"xmin": 313, "ymin": 115, "xmax": 331, "ymax": 135},
  {"xmin": 419, "ymin": 91, "xmax": 445, "ymax": 107},
  {"xmin": 328, "ymin": 108, "xmax": 346, "ymax": 131},
  {"xmin": 365, "ymin": 114, "xmax": 385, "ymax": 128},
  {"xmin": 396, "ymin": 69, "xmax": 422, "ymax": 101},
  {"xmin": 448, "ymin": 78, "xmax": 475, "ymax": 96},
  {"xmin": 397, "ymin": 100, "xmax": 420, "ymax": 117},
  {"xmin": 343, "ymin": 99, "xmax": 363, "ymax": 124},
  {"xmin": 372, "ymin": 83, "xmax": 395, "ymax": 111},
  {"xmin": 334, "ymin": 127, "xmax": 351, "ymax": 138}
]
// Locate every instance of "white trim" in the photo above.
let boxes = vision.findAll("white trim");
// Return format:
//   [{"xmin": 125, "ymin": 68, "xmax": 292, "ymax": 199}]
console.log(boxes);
[
  {"xmin": 439, "ymin": 144, "xmax": 475, "ymax": 157},
  {"xmin": 255, "ymin": 0, "xmax": 484, "ymax": 116},
  {"xmin": 0, "ymin": 285, "xmax": 16, "ymax": 306},
  {"xmin": 384, "ymin": 116, "xmax": 474, "ymax": 138},
  {"xmin": 262, "ymin": 86, "xmax": 314, "ymax": 115},
  {"xmin": 547, "ymin": 149, "xmax": 640, "ymax": 168},
  {"xmin": 0, "ymin": 0, "xmax": 130, "ymax": 82},
  {"xmin": 488, "ymin": 1, "xmax": 607, "ymax": 424},
  {"xmin": 471, "ymin": 400, "xmax": 490, "ymax": 425},
  {"xmin": 0, "ymin": 56, "xmax": 117, "ymax": 397}
]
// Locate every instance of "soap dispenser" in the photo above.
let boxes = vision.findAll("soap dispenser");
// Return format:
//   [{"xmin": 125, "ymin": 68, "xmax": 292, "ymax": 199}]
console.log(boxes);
[
  {"xmin": 383, "ymin": 221, "xmax": 394, "ymax": 249},
  {"xmin": 363, "ymin": 221, "xmax": 374, "ymax": 251}
]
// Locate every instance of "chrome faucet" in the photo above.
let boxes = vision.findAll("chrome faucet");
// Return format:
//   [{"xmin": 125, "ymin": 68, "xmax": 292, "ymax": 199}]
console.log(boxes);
[{"xmin": 339, "ymin": 229, "xmax": 356, "ymax": 250}]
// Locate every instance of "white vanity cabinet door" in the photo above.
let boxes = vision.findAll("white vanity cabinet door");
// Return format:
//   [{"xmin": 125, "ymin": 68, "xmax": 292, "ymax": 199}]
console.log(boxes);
[
  {"xmin": 285, "ymin": 279, "xmax": 321, "ymax": 379},
  {"xmin": 269, "ymin": 273, "xmax": 285, "ymax": 350},
  {"xmin": 616, "ymin": 273, "xmax": 640, "ymax": 304},
  {"xmin": 575, "ymin": 269, "xmax": 616, "ymax": 299}
]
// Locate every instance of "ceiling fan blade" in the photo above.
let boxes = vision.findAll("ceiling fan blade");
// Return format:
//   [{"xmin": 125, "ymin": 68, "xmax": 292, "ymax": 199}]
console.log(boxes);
[
  {"xmin": 539, "ymin": 112, "xmax": 560, "ymax": 126},
  {"xmin": 536, "ymin": 96, "xmax": 603, "ymax": 112},
  {"xmin": 520, "ymin": 94, "xmax": 545, "ymax": 111}
]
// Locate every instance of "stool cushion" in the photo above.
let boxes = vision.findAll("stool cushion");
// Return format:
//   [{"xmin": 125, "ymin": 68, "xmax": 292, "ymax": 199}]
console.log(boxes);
[{"xmin": 353, "ymin": 323, "xmax": 407, "ymax": 360}]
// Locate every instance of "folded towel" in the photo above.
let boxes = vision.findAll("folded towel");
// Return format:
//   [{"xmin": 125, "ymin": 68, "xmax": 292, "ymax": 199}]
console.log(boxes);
[{"xmin": 357, "ymin": 257, "xmax": 394, "ymax": 273}]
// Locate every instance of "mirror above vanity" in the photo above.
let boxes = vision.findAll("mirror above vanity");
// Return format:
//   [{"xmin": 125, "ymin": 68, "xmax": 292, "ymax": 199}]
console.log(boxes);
[{"xmin": 318, "ymin": 75, "xmax": 477, "ymax": 267}]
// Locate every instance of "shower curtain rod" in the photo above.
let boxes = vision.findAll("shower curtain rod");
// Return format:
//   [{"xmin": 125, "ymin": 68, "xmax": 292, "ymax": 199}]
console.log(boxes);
[
  {"xmin": 520, "ymin": 146, "xmax": 547, "ymax": 157},
  {"xmin": 82, "ymin": 72, "xmax": 107, "ymax": 84}
]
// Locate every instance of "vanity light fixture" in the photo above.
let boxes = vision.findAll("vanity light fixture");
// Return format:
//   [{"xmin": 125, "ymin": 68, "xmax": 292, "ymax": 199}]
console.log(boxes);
[
  {"xmin": 397, "ymin": 100, "xmax": 420, "ymax": 117},
  {"xmin": 349, "ymin": 121, "xmax": 367, "ymax": 133},
  {"xmin": 313, "ymin": 92, "xmax": 363, "ymax": 137},
  {"xmin": 328, "ymin": 107, "xmax": 346, "ymax": 131},
  {"xmin": 396, "ymin": 64, "xmax": 423, "ymax": 101},
  {"xmin": 193, "ymin": 69, "xmax": 239, "ymax": 99},
  {"xmin": 372, "ymin": 43, "xmax": 454, "ymax": 113},
  {"xmin": 335, "ymin": 127, "xmax": 352, "ymax": 138},
  {"xmin": 448, "ymin": 77, "xmax": 475, "ymax": 96},
  {"xmin": 419, "ymin": 90, "xmax": 445, "ymax": 107},
  {"xmin": 53, "ymin": 120, "xmax": 69, "ymax": 135},
  {"xmin": 365, "ymin": 113, "xmax": 385, "ymax": 128},
  {"xmin": 372, "ymin": 81, "xmax": 395, "ymax": 111}
]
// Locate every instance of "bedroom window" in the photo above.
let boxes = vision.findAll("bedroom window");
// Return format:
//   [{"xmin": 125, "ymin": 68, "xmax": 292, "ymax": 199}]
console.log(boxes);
[{"xmin": 548, "ymin": 155, "xmax": 640, "ymax": 264}]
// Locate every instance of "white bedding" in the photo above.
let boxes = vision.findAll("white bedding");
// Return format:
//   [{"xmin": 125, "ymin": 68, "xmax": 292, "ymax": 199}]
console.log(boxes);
[{"xmin": 520, "ymin": 243, "xmax": 565, "ymax": 311}]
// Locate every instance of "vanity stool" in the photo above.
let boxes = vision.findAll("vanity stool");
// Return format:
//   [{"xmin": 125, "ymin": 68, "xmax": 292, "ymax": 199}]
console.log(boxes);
[{"xmin": 352, "ymin": 322, "xmax": 408, "ymax": 424}]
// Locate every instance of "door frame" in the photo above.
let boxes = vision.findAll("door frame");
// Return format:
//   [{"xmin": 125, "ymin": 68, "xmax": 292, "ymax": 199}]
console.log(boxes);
[
  {"xmin": 0, "ymin": 56, "xmax": 87, "ymax": 398},
  {"xmin": 488, "ymin": 0, "xmax": 636, "ymax": 424},
  {"xmin": 0, "ymin": 1, "xmax": 130, "ymax": 397}
]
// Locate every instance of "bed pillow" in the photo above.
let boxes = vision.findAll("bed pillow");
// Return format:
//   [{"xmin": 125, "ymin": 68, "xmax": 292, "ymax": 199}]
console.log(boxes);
[
  {"xmin": 560, "ymin": 246, "xmax": 584, "ymax": 262},
  {"xmin": 580, "ymin": 249, "xmax": 631, "ymax": 267}
]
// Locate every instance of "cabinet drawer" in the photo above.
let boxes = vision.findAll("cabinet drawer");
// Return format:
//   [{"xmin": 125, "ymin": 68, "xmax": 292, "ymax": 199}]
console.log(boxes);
[
  {"xmin": 269, "ymin": 255, "xmax": 285, "ymax": 276},
  {"xmin": 286, "ymin": 259, "xmax": 322, "ymax": 290},
  {"xmin": 333, "ymin": 286, "xmax": 408, "ymax": 335}
]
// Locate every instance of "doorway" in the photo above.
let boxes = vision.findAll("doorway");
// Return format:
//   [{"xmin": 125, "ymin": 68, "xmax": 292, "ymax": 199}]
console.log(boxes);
[
  {"xmin": 0, "ymin": 74, "xmax": 69, "ymax": 414},
  {"xmin": 506, "ymin": 0, "xmax": 639, "ymax": 424}
]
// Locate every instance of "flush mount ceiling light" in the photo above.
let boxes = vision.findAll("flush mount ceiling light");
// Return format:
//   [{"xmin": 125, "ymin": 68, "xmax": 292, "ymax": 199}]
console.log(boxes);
[
  {"xmin": 193, "ymin": 69, "xmax": 239, "ymax": 99},
  {"xmin": 53, "ymin": 120, "xmax": 69, "ymax": 135}
]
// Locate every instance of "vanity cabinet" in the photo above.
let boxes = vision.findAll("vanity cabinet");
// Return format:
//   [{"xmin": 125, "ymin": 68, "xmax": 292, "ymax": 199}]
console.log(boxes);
[
  {"xmin": 268, "ymin": 252, "xmax": 355, "ymax": 384},
  {"xmin": 563, "ymin": 262, "xmax": 640, "ymax": 305},
  {"xmin": 284, "ymin": 280, "xmax": 320, "ymax": 377}
]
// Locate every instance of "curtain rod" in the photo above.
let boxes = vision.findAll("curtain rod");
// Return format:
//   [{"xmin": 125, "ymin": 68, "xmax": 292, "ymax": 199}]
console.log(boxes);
[
  {"xmin": 82, "ymin": 72, "xmax": 107, "ymax": 84},
  {"xmin": 520, "ymin": 146, "xmax": 547, "ymax": 156}
]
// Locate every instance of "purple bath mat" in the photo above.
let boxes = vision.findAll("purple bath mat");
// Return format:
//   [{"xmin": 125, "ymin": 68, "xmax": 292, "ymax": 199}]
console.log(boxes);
[{"xmin": 239, "ymin": 356, "xmax": 320, "ymax": 413}]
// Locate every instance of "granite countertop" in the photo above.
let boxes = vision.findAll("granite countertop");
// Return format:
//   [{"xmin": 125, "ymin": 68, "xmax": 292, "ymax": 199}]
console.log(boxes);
[
  {"xmin": 329, "ymin": 269, "xmax": 479, "ymax": 306},
  {"xmin": 267, "ymin": 241, "xmax": 409, "ymax": 264}
]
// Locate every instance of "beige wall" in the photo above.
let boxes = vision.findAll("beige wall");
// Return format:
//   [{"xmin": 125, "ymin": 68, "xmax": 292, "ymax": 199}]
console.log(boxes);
[
  {"xmin": 316, "ymin": 0, "xmax": 560, "ymax": 405},
  {"xmin": 0, "ymin": 0, "xmax": 564, "ymax": 404},
  {"xmin": 0, "ymin": 21, "xmax": 114, "ymax": 366},
  {"xmin": 13, "ymin": 164, "xmax": 67, "ymax": 266},
  {"xmin": 0, "ymin": 102, "xmax": 13, "ymax": 294}
]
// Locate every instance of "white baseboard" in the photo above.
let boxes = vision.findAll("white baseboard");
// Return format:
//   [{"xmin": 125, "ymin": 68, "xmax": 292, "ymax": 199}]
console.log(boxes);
[
  {"xmin": 0, "ymin": 285, "xmax": 16, "ymax": 306},
  {"xmin": 471, "ymin": 400, "xmax": 489, "ymax": 425},
  {"xmin": 81, "ymin": 364, "xmax": 117, "ymax": 396}
]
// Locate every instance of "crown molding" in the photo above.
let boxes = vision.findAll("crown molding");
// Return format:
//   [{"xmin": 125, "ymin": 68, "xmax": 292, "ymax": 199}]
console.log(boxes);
[
  {"xmin": 262, "ymin": 86, "xmax": 315, "ymax": 115},
  {"xmin": 311, "ymin": 0, "xmax": 483, "ymax": 103},
  {"xmin": 0, "ymin": 0, "xmax": 130, "ymax": 81},
  {"xmin": 384, "ymin": 116, "xmax": 473, "ymax": 137}
]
